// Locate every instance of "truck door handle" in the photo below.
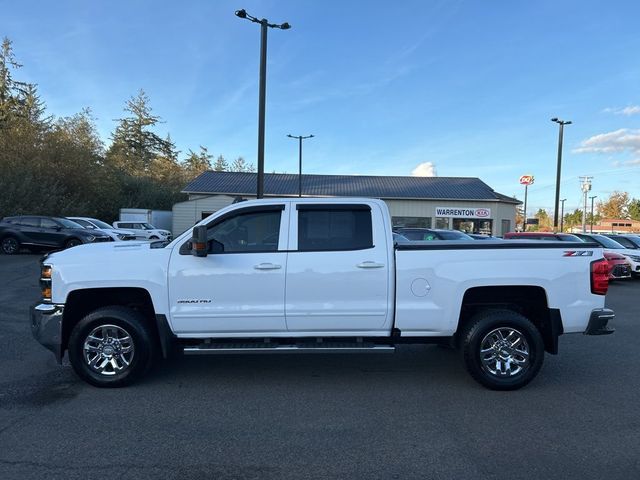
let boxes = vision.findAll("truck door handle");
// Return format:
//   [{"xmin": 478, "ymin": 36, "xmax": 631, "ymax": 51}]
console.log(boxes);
[
  {"xmin": 356, "ymin": 261, "xmax": 385, "ymax": 269},
  {"xmin": 254, "ymin": 263, "xmax": 282, "ymax": 270}
]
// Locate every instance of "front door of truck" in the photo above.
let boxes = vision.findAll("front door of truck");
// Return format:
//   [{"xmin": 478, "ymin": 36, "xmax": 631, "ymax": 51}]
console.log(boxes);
[
  {"xmin": 168, "ymin": 204, "xmax": 290, "ymax": 335},
  {"xmin": 285, "ymin": 203, "xmax": 392, "ymax": 333}
]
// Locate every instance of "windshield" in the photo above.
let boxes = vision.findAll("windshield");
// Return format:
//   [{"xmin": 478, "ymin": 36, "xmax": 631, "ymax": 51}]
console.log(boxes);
[
  {"xmin": 55, "ymin": 218, "xmax": 85, "ymax": 229},
  {"xmin": 590, "ymin": 234, "xmax": 625, "ymax": 249},
  {"xmin": 89, "ymin": 218, "xmax": 113, "ymax": 229},
  {"xmin": 625, "ymin": 236, "xmax": 640, "ymax": 247},
  {"xmin": 141, "ymin": 223, "xmax": 156, "ymax": 230}
]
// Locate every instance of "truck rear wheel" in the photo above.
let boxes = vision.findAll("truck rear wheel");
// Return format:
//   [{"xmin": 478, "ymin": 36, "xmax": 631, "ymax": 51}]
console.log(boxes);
[
  {"xmin": 68, "ymin": 306, "xmax": 154, "ymax": 387},
  {"xmin": 460, "ymin": 309, "xmax": 544, "ymax": 391}
]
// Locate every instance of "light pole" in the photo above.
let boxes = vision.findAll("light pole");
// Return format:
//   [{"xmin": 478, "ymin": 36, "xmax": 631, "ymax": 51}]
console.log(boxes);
[
  {"xmin": 235, "ymin": 9, "xmax": 291, "ymax": 199},
  {"xmin": 580, "ymin": 176, "xmax": 592, "ymax": 233},
  {"xmin": 287, "ymin": 134, "xmax": 314, "ymax": 197},
  {"xmin": 551, "ymin": 118, "xmax": 572, "ymax": 229},
  {"xmin": 560, "ymin": 198, "xmax": 566, "ymax": 232},
  {"xmin": 590, "ymin": 195, "xmax": 598, "ymax": 233}
]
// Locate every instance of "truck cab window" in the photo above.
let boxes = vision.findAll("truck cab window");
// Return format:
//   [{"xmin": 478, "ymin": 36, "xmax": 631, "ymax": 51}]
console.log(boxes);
[
  {"xmin": 297, "ymin": 208, "xmax": 373, "ymax": 251},
  {"xmin": 208, "ymin": 211, "xmax": 281, "ymax": 253}
]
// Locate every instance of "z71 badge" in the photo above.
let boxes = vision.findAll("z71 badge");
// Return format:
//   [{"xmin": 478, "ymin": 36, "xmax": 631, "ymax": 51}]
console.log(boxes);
[{"xmin": 563, "ymin": 251, "xmax": 594, "ymax": 257}]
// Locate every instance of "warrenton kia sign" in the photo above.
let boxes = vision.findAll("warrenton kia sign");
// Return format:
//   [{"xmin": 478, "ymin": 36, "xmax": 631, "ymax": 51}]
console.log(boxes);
[{"xmin": 436, "ymin": 207, "xmax": 492, "ymax": 219}]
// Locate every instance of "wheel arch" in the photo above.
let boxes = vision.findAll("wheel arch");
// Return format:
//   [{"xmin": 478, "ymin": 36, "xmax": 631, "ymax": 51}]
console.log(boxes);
[
  {"xmin": 62, "ymin": 287, "xmax": 166, "ymax": 357},
  {"xmin": 456, "ymin": 285, "xmax": 563, "ymax": 354}
]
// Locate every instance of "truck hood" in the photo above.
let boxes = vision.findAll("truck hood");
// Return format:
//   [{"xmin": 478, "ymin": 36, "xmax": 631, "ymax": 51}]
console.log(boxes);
[
  {"xmin": 45, "ymin": 240, "xmax": 154, "ymax": 263},
  {"xmin": 43, "ymin": 241, "xmax": 173, "ymax": 306}
]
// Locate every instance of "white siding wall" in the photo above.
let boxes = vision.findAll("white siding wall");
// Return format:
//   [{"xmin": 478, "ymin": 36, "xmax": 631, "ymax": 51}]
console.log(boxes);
[{"xmin": 172, "ymin": 195, "xmax": 236, "ymax": 236}]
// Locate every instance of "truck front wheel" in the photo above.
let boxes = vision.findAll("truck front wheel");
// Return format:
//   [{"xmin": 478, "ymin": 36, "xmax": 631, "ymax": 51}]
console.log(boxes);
[
  {"xmin": 68, "ymin": 306, "xmax": 155, "ymax": 387},
  {"xmin": 460, "ymin": 309, "xmax": 544, "ymax": 391}
]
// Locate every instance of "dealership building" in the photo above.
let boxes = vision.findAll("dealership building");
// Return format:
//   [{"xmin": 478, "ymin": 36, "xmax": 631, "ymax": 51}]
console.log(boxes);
[{"xmin": 173, "ymin": 171, "xmax": 520, "ymax": 236}]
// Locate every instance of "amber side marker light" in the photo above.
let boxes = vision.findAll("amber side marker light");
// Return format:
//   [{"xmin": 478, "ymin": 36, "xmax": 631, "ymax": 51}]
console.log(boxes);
[{"xmin": 41, "ymin": 265, "xmax": 52, "ymax": 301}]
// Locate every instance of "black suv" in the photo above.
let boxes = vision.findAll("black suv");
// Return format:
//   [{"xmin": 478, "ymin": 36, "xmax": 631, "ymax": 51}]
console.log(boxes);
[{"xmin": 0, "ymin": 216, "xmax": 112, "ymax": 254}]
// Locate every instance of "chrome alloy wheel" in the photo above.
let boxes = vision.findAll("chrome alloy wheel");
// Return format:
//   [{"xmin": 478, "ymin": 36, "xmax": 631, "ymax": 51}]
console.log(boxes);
[
  {"xmin": 479, "ymin": 327, "xmax": 530, "ymax": 377},
  {"xmin": 83, "ymin": 324, "xmax": 135, "ymax": 376}
]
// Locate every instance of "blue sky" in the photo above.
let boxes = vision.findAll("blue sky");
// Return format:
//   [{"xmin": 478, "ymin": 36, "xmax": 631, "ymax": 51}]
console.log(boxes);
[{"xmin": 3, "ymin": 0, "xmax": 640, "ymax": 215}]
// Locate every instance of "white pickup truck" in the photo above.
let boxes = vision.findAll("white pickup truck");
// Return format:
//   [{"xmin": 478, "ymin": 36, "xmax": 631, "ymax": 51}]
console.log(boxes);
[{"xmin": 31, "ymin": 198, "xmax": 614, "ymax": 390}]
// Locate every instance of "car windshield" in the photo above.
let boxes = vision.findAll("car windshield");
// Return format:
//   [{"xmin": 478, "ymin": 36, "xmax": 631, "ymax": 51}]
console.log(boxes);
[
  {"xmin": 141, "ymin": 223, "xmax": 156, "ymax": 230},
  {"xmin": 624, "ymin": 236, "xmax": 640, "ymax": 247},
  {"xmin": 55, "ymin": 218, "xmax": 84, "ymax": 229},
  {"xmin": 89, "ymin": 219, "xmax": 113, "ymax": 229},
  {"xmin": 589, "ymin": 234, "xmax": 625, "ymax": 249}
]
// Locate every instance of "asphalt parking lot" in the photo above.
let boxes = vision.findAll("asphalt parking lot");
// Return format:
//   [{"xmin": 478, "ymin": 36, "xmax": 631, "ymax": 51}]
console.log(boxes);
[{"xmin": 0, "ymin": 255, "xmax": 639, "ymax": 479}]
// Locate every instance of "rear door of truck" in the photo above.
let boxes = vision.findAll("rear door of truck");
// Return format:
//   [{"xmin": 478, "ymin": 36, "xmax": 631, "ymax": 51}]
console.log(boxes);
[{"xmin": 284, "ymin": 201, "xmax": 393, "ymax": 334}]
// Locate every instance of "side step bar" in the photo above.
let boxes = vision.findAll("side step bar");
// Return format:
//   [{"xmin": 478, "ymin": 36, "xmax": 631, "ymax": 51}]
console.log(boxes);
[{"xmin": 183, "ymin": 343, "xmax": 396, "ymax": 355}]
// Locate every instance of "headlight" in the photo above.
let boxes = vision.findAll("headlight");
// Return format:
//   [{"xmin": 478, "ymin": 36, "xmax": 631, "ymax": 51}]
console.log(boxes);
[
  {"xmin": 629, "ymin": 255, "xmax": 640, "ymax": 262},
  {"xmin": 117, "ymin": 234, "xmax": 125, "ymax": 240},
  {"xmin": 41, "ymin": 265, "xmax": 52, "ymax": 301},
  {"xmin": 85, "ymin": 235, "xmax": 96, "ymax": 242}
]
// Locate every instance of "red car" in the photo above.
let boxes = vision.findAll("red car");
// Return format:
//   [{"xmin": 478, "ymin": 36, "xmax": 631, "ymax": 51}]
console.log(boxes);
[{"xmin": 603, "ymin": 251, "xmax": 631, "ymax": 280}]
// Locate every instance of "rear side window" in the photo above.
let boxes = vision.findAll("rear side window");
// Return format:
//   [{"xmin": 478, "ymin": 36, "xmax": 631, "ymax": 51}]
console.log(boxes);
[
  {"xmin": 20, "ymin": 217, "xmax": 40, "ymax": 227},
  {"xmin": 119, "ymin": 223, "xmax": 133, "ymax": 229},
  {"xmin": 297, "ymin": 206, "xmax": 373, "ymax": 251}
]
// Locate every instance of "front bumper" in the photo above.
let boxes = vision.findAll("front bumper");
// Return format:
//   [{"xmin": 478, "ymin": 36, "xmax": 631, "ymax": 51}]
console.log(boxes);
[
  {"xmin": 30, "ymin": 303, "xmax": 64, "ymax": 363},
  {"xmin": 584, "ymin": 308, "xmax": 615, "ymax": 335}
]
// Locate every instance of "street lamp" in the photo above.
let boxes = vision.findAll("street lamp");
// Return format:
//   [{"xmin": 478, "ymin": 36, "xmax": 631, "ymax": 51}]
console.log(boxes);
[
  {"xmin": 590, "ymin": 195, "xmax": 598, "ymax": 233},
  {"xmin": 560, "ymin": 198, "xmax": 566, "ymax": 232},
  {"xmin": 551, "ymin": 118, "xmax": 572, "ymax": 230},
  {"xmin": 235, "ymin": 9, "xmax": 291, "ymax": 199},
  {"xmin": 287, "ymin": 134, "xmax": 314, "ymax": 197}
]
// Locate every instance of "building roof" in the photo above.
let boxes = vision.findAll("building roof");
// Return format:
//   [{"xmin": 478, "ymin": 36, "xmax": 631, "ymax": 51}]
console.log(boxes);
[{"xmin": 183, "ymin": 171, "xmax": 521, "ymax": 204}]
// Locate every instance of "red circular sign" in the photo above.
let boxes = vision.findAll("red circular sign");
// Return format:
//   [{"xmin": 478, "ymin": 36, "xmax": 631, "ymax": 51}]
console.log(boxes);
[{"xmin": 519, "ymin": 175, "xmax": 534, "ymax": 185}]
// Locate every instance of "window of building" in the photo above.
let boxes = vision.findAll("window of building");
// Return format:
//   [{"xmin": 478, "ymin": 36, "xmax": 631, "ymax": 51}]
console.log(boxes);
[
  {"xmin": 298, "ymin": 207, "xmax": 372, "ymax": 251},
  {"xmin": 391, "ymin": 216, "xmax": 432, "ymax": 228},
  {"xmin": 435, "ymin": 217, "xmax": 450, "ymax": 229}
]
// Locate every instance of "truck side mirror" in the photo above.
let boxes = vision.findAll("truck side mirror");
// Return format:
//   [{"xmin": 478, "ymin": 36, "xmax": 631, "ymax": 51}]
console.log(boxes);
[{"xmin": 191, "ymin": 226, "xmax": 208, "ymax": 257}]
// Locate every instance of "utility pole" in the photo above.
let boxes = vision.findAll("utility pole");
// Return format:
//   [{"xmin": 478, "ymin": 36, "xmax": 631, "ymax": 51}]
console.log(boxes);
[
  {"xmin": 287, "ymin": 134, "xmax": 314, "ymax": 197},
  {"xmin": 560, "ymin": 198, "xmax": 566, "ymax": 232},
  {"xmin": 551, "ymin": 118, "xmax": 572, "ymax": 228},
  {"xmin": 580, "ymin": 176, "xmax": 593, "ymax": 233},
  {"xmin": 589, "ymin": 195, "xmax": 598, "ymax": 233},
  {"xmin": 235, "ymin": 9, "xmax": 291, "ymax": 198}
]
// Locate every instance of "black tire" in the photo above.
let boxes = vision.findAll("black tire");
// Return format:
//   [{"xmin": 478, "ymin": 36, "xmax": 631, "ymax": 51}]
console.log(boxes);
[
  {"xmin": 68, "ymin": 306, "xmax": 155, "ymax": 387},
  {"xmin": 460, "ymin": 309, "xmax": 544, "ymax": 391},
  {"xmin": 65, "ymin": 238, "xmax": 82, "ymax": 249},
  {"xmin": 1, "ymin": 236, "xmax": 20, "ymax": 255}
]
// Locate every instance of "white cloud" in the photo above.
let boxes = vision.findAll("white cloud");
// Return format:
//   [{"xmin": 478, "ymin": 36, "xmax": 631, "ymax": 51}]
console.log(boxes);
[
  {"xmin": 603, "ymin": 105, "xmax": 640, "ymax": 116},
  {"xmin": 573, "ymin": 129, "xmax": 640, "ymax": 158},
  {"xmin": 411, "ymin": 162, "xmax": 437, "ymax": 177}
]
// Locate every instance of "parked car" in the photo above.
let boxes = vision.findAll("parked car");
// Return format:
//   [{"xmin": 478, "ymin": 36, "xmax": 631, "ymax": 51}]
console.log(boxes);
[
  {"xmin": 394, "ymin": 228, "xmax": 473, "ymax": 241},
  {"xmin": 112, "ymin": 221, "xmax": 172, "ymax": 241},
  {"xmin": 603, "ymin": 234, "xmax": 640, "ymax": 250},
  {"xmin": 33, "ymin": 198, "xmax": 613, "ymax": 390},
  {"xmin": 392, "ymin": 232, "xmax": 409, "ymax": 242},
  {"xmin": 503, "ymin": 232, "xmax": 583, "ymax": 241},
  {"xmin": 0, "ymin": 216, "xmax": 111, "ymax": 254},
  {"xmin": 67, "ymin": 217, "xmax": 136, "ymax": 241},
  {"xmin": 468, "ymin": 234, "xmax": 500, "ymax": 240},
  {"xmin": 574, "ymin": 233, "xmax": 640, "ymax": 277},
  {"xmin": 603, "ymin": 251, "xmax": 632, "ymax": 281}
]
